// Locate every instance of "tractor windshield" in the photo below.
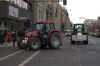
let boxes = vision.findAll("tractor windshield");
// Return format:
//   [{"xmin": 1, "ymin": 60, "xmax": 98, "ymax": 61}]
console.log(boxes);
[
  {"xmin": 73, "ymin": 24, "xmax": 84, "ymax": 35},
  {"xmin": 33, "ymin": 23, "xmax": 44, "ymax": 31}
]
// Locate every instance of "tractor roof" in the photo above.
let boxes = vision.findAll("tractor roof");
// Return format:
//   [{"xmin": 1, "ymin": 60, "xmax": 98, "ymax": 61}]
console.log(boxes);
[{"xmin": 37, "ymin": 19, "xmax": 55, "ymax": 24}]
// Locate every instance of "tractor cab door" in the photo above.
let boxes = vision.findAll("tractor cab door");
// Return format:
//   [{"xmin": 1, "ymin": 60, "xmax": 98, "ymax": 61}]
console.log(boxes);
[{"xmin": 44, "ymin": 23, "xmax": 55, "ymax": 33}]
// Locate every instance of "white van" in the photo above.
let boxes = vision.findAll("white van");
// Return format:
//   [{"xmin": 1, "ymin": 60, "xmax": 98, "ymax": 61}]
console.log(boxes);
[{"xmin": 71, "ymin": 24, "xmax": 88, "ymax": 44}]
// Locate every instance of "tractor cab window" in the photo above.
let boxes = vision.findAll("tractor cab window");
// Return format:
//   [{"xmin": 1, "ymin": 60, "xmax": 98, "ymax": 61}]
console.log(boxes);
[
  {"xmin": 45, "ymin": 24, "xmax": 51, "ymax": 32},
  {"xmin": 33, "ymin": 23, "xmax": 44, "ymax": 31},
  {"xmin": 45, "ymin": 24, "xmax": 55, "ymax": 32},
  {"xmin": 74, "ymin": 24, "xmax": 84, "ymax": 35},
  {"xmin": 50, "ymin": 24, "xmax": 55, "ymax": 30}
]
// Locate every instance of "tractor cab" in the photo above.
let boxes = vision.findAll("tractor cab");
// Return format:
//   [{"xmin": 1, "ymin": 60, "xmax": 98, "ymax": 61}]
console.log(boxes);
[
  {"xmin": 71, "ymin": 24, "xmax": 88, "ymax": 44},
  {"xmin": 32, "ymin": 22, "xmax": 55, "ymax": 34}
]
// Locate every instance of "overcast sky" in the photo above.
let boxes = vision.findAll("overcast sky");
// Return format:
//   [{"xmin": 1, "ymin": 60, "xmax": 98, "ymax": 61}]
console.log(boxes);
[{"xmin": 59, "ymin": 0, "xmax": 100, "ymax": 24}]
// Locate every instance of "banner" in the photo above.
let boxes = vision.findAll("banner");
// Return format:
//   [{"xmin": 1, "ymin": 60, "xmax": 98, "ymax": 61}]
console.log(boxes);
[{"xmin": 9, "ymin": 5, "xmax": 18, "ymax": 17}]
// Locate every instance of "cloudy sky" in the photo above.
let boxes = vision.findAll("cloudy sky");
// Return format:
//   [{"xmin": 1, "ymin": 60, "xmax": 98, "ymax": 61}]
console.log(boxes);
[{"xmin": 59, "ymin": 0, "xmax": 100, "ymax": 24}]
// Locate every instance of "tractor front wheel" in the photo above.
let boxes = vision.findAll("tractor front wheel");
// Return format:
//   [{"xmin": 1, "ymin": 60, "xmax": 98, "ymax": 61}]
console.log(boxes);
[{"xmin": 17, "ymin": 37, "xmax": 28, "ymax": 49}]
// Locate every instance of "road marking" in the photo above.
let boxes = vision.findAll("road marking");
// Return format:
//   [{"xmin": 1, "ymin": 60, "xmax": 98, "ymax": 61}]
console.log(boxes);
[
  {"xmin": 18, "ymin": 50, "xmax": 41, "ymax": 66},
  {"xmin": 0, "ymin": 50, "xmax": 23, "ymax": 61}
]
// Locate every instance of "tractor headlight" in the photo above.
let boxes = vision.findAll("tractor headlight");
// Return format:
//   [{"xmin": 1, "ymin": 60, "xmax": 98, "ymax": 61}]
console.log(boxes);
[
  {"xmin": 43, "ymin": 35, "xmax": 47, "ymax": 38},
  {"xmin": 25, "ymin": 38, "xmax": 28, "ymax": 40},
  {"xmin": 77, "ymin": 32, "xmax": 82, "ymax": 35}
]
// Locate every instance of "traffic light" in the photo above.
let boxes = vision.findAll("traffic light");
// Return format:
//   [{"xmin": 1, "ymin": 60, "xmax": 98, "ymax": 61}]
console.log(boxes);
[{"xmin": 63, "ymin": 0, "xmax": 67, "ymax": 5}]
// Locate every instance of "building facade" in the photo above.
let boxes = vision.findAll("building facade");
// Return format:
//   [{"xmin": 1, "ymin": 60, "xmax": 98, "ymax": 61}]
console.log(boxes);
[
  {"xmin": 0, "ymin": 0, "xmax": 28, "ymax": 32},
  {"xmin": 61, "ymin": 7, "xmax": 71, "ymax": 32},
  {"xmin": 24, "ymin": 0, "xmax": 47, "ymax": 23},
  {"xmin": 23, "ymin": 0, "xmax": 70, "ymax": 32},
  {"xmin": 96, "ymin": 17, "xmax": 100, "ymax": 37},
  {"xmin": 24, "ymin": 0, "xmax": 60, "ymax": 25},
  {"xmin": 84, "ymin": 19, "xmax": 97, "ymax": 36}
]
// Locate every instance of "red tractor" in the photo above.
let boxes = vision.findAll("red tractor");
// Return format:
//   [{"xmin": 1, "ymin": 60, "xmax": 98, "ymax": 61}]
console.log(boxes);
[{"xmin": 17, "ymin": 20, "xmax": 62, "ymax": 51}]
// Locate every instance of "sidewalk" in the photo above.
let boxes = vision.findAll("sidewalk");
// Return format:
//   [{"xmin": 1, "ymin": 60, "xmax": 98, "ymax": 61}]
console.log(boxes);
[
  {"xmin": 0, "ymin": 42, "xmax": 17, "ymax": 47},
  {"xmin": 0, "ymin": 35, "xmax": 67, "ymax": 48}
]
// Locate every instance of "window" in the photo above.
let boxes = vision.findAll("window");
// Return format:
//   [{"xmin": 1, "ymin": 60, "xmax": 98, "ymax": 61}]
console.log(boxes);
[
  {"xmin": 34, "ymin": 23, "xmax": 44, "ymax": 31},
  {"xmin": 29, "ymin": 4, "xmax": 32, "ymax": 12},
  {"xmin": 55, "ymin": 8, "xmax": 58, "ymax": 17},
  {"xmin": 6, "ymin": 0, "xmax": 9, "ymax": 1},
  {"xmin": 14, "ymin": 0, "xmax": 17, "ymax": 4},
  {"xmin": 25, "ymin": 2, "xmax": 27, "ymax": 9},
  {"xmin": 16, "ymin": 0, "xmax": 20, "ymax": 5},
  {"xmin": 10, "ymin": 0, "xmax": 14, "ymax": 3},
  {"xmin": 50, "ymin": 24, "xmax": 55, "ymax": 30},
  {"xmin": 46, "ymin": 24, "xmax": 51, "ymax": 32},
  {"xmin": 74, "ymin": 24, "xmax": 84, "ymax": 35}
]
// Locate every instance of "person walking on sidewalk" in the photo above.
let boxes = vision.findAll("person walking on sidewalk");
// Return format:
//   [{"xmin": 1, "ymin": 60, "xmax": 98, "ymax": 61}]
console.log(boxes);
[
  {"xmin": 3, "ymin": 28, "xmax": 7, "ymax": 45},
  {"xmin": 0, "ymin": 30, "xmax": 3, "ymax": 44},
  {"xmin": 12, "ymin": 30, "xmax": 17, "ymax": 47},
  {"xmin": 7, "ymin": 30, "xmax": 11, "ymax": 46}
]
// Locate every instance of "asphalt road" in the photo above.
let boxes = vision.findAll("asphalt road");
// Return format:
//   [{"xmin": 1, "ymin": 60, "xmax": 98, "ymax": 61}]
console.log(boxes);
[{"xmin": 0, "ymin": 35, "xmax": 100, "ymax": 66}]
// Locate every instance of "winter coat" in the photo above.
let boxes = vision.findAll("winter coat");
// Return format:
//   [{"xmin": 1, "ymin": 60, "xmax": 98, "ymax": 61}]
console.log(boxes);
[
  {"xmin": 12, "ymin": 32, "xmax": 17, "ymax": 41},
  {"xmin": 7, "ymin": 32, "xmax": 11, "ymax": 42}
]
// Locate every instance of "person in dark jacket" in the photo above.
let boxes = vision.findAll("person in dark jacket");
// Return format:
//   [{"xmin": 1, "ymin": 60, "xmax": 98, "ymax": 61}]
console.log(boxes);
[
  {"xmin": 0, "ymin": 30, "xmax": 3, "ymax": 44},
  {"xmin": 3, "ymin": 28, "xmax": 7, "ymax": 43},
  {"xmin": 18, "ymin": 30, "xmax": 25, "ymax": 37},
  {"xmin": 12, "ymin": 31, "xmax": 17, "ymax": 47}
]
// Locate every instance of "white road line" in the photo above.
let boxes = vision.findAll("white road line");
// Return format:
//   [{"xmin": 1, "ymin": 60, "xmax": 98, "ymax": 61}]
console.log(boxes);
[
  {"xmin": 18, "ymin": 50, "xmax": 41, "ymax": 66},
  {"xmin": 0, "ymin": 50, "xmax": 23, "ymax": 61}
]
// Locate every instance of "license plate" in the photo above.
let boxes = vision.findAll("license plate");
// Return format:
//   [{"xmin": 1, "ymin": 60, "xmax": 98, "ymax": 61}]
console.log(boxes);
[
  {"xmin": 22, "ymin": 40, "xmax": 27, "ymax": 44},
  {"xmin": 77, "ymin": 36, "xmax": 82, "ymax": 39}
]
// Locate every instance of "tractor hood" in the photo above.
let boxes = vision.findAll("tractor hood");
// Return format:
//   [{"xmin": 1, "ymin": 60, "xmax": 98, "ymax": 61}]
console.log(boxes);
[{"xmin": 25, "ymin": 30, "xmax": 39, "ymax": 38}]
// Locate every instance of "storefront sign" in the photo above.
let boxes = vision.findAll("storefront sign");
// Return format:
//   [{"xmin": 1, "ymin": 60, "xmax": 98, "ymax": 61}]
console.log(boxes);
[{"xmin": 9, "ymin": 5, "xmax": 18, "ymax": 17}]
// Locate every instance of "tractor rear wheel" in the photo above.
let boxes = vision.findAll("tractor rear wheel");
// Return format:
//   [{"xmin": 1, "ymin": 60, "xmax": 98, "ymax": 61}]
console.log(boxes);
[
  {"xmin": 49, "ymin": 33, "xmax": 61, "ymax": 49},
  {"xmin": 28, "ymin": 37, "xmax": 41, "ymax": 51}
]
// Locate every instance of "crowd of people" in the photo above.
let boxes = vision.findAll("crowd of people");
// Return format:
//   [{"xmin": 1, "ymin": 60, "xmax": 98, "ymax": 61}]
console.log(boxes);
[{"xmin": 0, "ymin": 28, "xmax": 17, "ymax": 47}]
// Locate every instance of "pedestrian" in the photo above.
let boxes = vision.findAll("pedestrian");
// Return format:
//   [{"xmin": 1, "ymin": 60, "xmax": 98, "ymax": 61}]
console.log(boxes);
[
  {"xmin": 0, "ymin": 30, "xmax": 3, "ymax": 44},
  {"xmin": 18, "ymin": 30, "xmax": 25, "ymax": 37},
  {"xmin": 12, "ymin": 30, "xmax": 17, "ymax": 47},
  {"xmin": 3, "ymin": 28, "xmax": 7, "ymax": 45},
  {"xmin": 7, "ymin": 30, "xmax": 11, "ymax": 43},
  {"xmin": 0, "ymin": 30, "xmax": 1, "ymax": 44}
]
